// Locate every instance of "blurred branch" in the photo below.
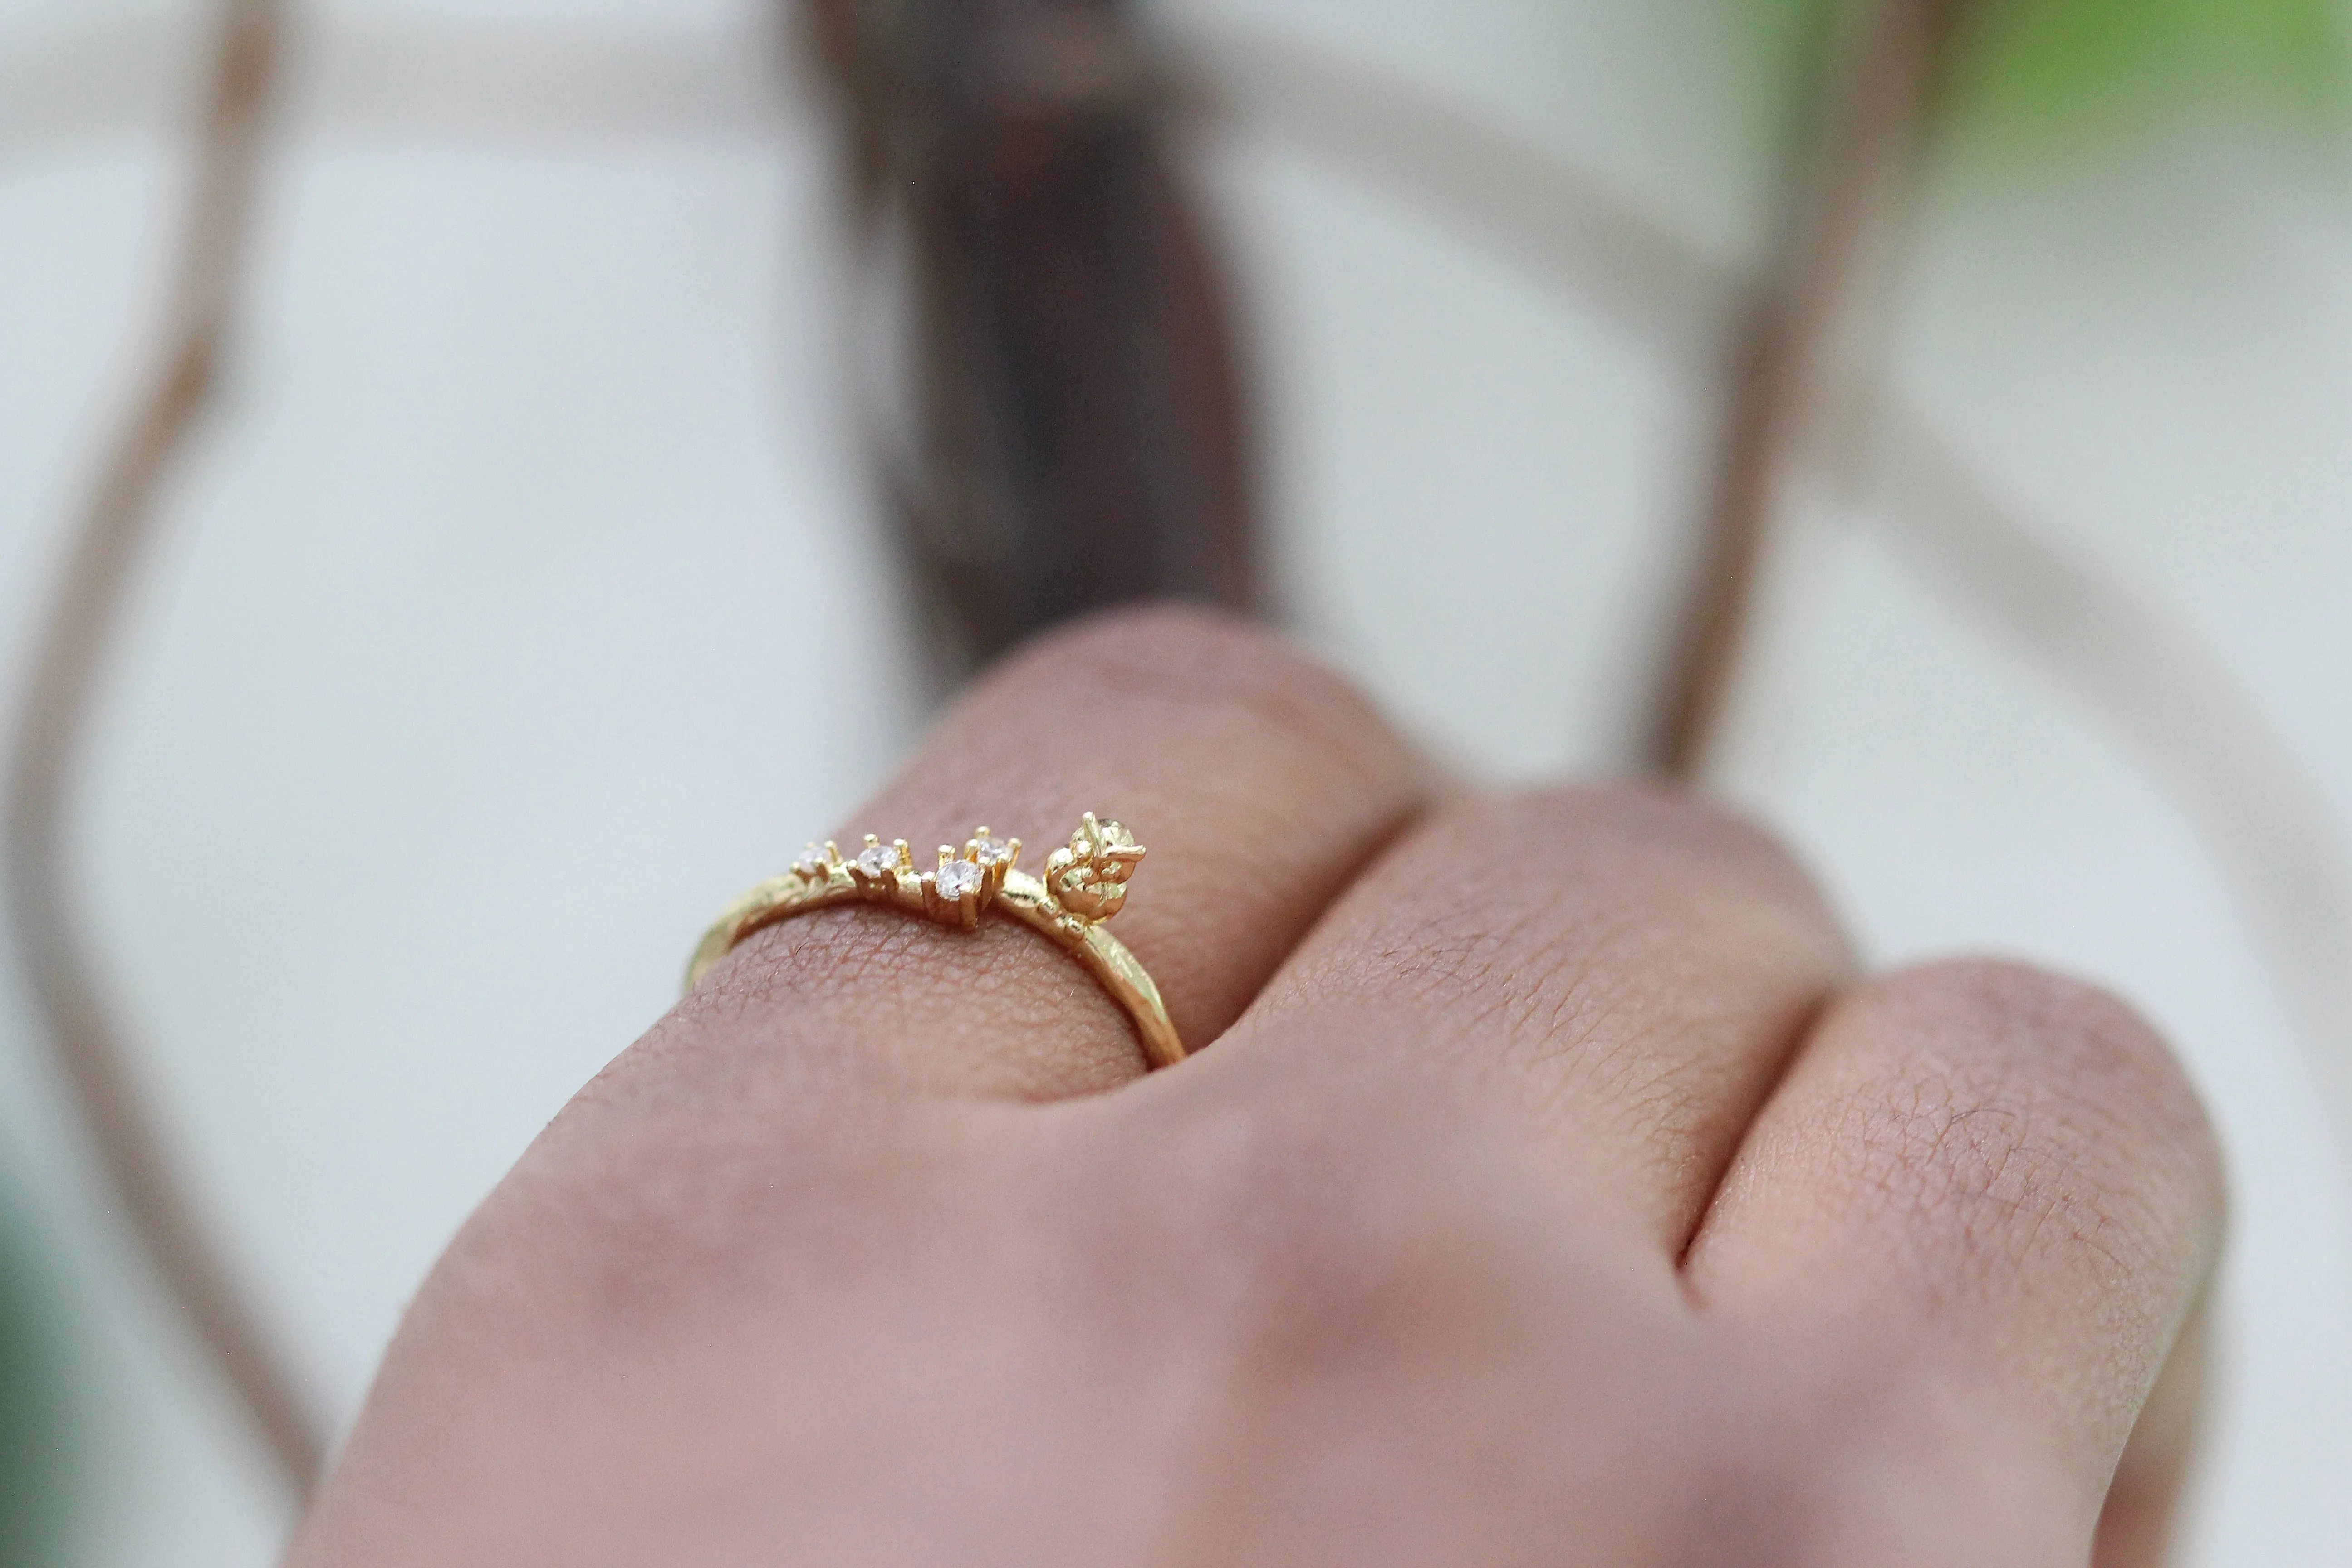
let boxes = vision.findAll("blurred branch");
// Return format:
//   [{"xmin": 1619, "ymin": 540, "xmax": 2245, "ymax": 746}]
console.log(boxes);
[
  {"xmin": 1653, "ymin": 0, "xmax": 1970, "ymax": 777},
  {"xmin": 0, "ymin": 17, "xmax": 197, "ymax": 166},
  {"xmin": 0, "ymin": 17, "xmax": 804, "ymax": 175},
  {"xmin": 798, "ymin": 0, "xmax": 1258, "ymax": 680},
  {"xmin": 0, "ymin": 16, "xmax": 791, "ymax": 162},
  {"xmin": 0, "ymin": 0, "xmax": 323, "ymax": 1497}
]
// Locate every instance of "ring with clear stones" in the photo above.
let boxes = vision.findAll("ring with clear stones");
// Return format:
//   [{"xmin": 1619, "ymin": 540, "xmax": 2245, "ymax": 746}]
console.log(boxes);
[{"xmin": 683, "ymin": 813, "xmax": 1183, "ymax": 1070}]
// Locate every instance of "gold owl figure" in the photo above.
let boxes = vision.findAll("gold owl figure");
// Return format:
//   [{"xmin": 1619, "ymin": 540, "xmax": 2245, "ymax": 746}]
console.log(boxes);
[{"xmin": 1044, "ymin": 813, "xmax": 1146, "ymax": 923}]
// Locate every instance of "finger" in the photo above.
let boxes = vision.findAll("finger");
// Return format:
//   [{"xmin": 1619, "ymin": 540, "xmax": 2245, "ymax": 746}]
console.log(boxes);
[
  {"xmin": 1684, "ymin": 961, "xmax": 2226, "ymax": 1563},
  {"xmin": 664, "ymin": 607, "xmax": 1426, "ymax": 1103},
  {"xmin": 1212, "ymin": 788, "xmax": 1856, "ymax": 1252},
  {"xmin": 2094, "ymin": 1295, "xmax": 2211, "ymax": 1568}
]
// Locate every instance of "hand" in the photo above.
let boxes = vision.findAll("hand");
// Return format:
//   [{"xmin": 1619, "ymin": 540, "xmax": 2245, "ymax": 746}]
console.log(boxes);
[{"xmin": 289, "ymin": 609, "xmax": 2222, "ymax": 1567}]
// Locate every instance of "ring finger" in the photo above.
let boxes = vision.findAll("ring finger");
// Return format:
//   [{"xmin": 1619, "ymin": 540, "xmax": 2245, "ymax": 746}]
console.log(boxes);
[{"xmin": 662, "ymin": 607, "xmax": 1428, "ymax": 1107}]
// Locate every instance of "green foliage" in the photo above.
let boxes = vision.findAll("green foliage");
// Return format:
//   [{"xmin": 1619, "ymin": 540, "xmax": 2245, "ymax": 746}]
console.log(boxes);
[
  {"xmin": 1747, "ymin": 0, "xmax": 2350, "ymax": 152},
  {"xmin": 0, "ymin": 1212, "xmax": 73, "ymax": 1568}
]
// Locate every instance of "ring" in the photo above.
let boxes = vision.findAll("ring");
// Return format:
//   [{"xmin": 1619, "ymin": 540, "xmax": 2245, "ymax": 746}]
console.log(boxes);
[{"xmin": 683, "ymin": 813, "xmax": 1185, "ymax": 1070}]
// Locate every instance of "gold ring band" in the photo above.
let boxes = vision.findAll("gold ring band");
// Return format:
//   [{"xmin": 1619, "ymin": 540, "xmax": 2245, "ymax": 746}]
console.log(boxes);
[{"xmin": 683, "ymin": 813, "xmax": 1185, "ymax": 1070}]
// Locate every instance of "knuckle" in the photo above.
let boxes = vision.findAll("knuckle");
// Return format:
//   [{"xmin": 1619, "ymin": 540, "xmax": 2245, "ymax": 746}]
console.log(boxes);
[
  {"xmin": 1285, "ymin": 786, "xmax": 1846, "ymax": 1079},
  {"xmin": 1396, "ymin": 785, "xmax": 1846, "ymax": 957},
  {"xmin": 1836, "ymin": 960, "xmax": 2224, "ymax": 1284},
  {"xmin": 1887, "ymin": 960, "xmax": 2214, "ymax": 1163},
  {"xmin": 1518, "ymin": 785, "xmax": 1834, "ymax": 903},
  {"xmin": 1000, "ymin": 605, "xmax": 1399, "ymax": 764}
]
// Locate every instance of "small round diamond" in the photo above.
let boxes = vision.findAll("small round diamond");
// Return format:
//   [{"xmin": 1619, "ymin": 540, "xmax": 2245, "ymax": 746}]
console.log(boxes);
[
  {"xmin": 973, "ymin": 836, "xmax": 1013, "ymax": 867},
  {"xmin": 856, "ymin": 843, "xmax": 902, "ymax": 878},
  {"xmin": 936, "ymin": 859, "xmax": 985, "ymax": 900},
  {"xmin": 793, "ymin": 845, "xmax": 828, "ymax": 876}
]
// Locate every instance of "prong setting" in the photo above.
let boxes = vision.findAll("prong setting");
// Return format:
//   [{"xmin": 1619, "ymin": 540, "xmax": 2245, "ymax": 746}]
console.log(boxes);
[
  {"xmin": 1044, "ymin": 813, "xmax": 1146, "ymax": 923},
  {"xmin": 805, "ymin": 819, "xmax": 1138, "ymax": 930}
]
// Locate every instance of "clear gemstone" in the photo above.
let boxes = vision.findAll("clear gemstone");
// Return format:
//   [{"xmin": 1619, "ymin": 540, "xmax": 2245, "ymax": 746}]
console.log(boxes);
[
  {"xmin": 793, "ymin": 845, "xmax": 828, "ymax": 876},
  {"xmin": 973, "ymin": 836, "xmax": 1013, "ymax": 866},
  {"xmin": 856, "ymin": 843, "xmax": 902, "ymax": 878},
  {"xmin": 936, "ymin": 859, "xmax": 985, "ymax": 900}
]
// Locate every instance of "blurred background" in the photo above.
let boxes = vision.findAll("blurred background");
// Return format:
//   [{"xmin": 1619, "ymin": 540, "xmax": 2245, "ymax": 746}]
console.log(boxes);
[{"xmin": 3, "ymin": 0, "xmax": 2350, "ymax": 1561}]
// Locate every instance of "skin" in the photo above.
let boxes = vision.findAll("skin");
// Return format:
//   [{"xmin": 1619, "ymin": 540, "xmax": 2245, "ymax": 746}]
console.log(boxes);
[{"xmin": 289, "ymin": 608, "xmax": 2225, "ymax": 1568}]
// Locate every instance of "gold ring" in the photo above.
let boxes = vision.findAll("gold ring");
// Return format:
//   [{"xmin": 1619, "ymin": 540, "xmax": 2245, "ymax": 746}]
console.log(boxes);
[{"xmin": 683, "ymin": 813, "xmax": 1185, "ymax": 1070}]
